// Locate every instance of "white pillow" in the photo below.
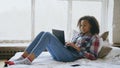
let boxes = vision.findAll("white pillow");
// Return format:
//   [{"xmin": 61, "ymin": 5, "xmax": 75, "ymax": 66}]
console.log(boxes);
[
  {"xmin": 98, "ymin": 38, "xmax": 103, "ymax": 53},
  {"xmin": 98, "ymin": 38, "xmax": 112, "ymax": 58},
  {"xmin": 98, "ymin": 38, "xmax": 110, "ymax": 53},
  {"xmin": 70, "ymin": 29, "xmax": 79, "ymax": 42}
]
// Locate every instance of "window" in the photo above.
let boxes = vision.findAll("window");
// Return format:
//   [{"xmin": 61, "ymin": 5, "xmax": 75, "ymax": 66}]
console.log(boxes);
[
  {"xmin": 0, "ymin": 0, "xmax": 31, "ymax": 42},
  {"xmin": 67, "ymin": 0, "xmax": 102, "ymax": 40},
  {"xmin": 35, "ymin": 0, "xmax": 68, "ymax": 40},
  {"xmin": 35, "ymin": 0, "xmax": 102, "ymax": 41},
  {"xmin": 0, "ymin": 0, "xmax": 104, "ymax": 43},
  {"xmin": 72, "ymin": 1, "xmax": 102, "ymax": 31}
]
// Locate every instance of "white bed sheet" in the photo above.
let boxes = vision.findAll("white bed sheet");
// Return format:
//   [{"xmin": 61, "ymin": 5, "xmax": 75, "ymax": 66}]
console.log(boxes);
[{"xmin": 7, "ymin": 47, "xmax": 120, "ymax": 68}]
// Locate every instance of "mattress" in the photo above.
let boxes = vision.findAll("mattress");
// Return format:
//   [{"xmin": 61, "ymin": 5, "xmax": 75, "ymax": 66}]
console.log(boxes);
[{"xmin": 7, "ymin": 47, "xmax": 120, "ymax": 68}]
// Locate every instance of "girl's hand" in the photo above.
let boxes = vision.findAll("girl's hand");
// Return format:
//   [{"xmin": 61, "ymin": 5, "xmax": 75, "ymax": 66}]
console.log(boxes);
[
  {"xmin": 65, "ymin": 42, "xmax": 81, "ymax": 52},
  {"xmin": 65, "ymin": 42, "xmax": 75, "ymax": 47}
]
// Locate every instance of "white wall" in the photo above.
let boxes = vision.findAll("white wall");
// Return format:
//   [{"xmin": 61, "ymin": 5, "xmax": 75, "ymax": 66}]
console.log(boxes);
[
  {"xmin": 107, "ymin": 0, "xmax": 114, "ymax": 44},
  {"xmin": 0, "ymin": 0, "xmax": 31, "ymax": 40},
  {"xmin": 112, "ymin": 0, "xmax": 120, "ymax": 44}
]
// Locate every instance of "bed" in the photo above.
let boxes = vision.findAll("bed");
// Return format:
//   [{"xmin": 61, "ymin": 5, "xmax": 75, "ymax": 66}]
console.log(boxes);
[{"xmin": 6, "ymin": 46, "xmax": 120, "ymax": 68}]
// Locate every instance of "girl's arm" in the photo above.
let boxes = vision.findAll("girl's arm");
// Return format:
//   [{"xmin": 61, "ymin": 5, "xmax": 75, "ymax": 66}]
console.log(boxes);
[
  {"xmin": 66, "ymin": 42, "xmax": 81, "ymax": 52},
  {"xmin": 83, "ymin": 36, "xmax": 99, "ymax": 60}
]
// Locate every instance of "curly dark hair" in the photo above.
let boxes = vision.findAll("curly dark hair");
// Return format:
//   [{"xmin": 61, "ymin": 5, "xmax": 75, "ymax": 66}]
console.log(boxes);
[{"xmin": 77, "ymin": 16, "xmax": 100, "ymax": 35}]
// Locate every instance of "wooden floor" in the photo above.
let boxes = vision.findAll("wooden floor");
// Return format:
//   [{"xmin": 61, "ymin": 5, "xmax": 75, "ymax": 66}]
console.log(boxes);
[{"xmin": 0, "ymin": 60, "xmax": 6, "ymax": 68}]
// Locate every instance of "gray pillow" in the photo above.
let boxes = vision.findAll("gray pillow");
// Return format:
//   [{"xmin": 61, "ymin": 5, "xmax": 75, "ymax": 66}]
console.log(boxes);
[
  {"xmin": 98, "ymin": 46, "xmax": 112, "ymax": 58},
  {"xmin": 98, "ymin": 31, "xmax": 112, "ymax": 58},
  {"xmin": 100, "ymin": 31, "xmax": 109, "ymax": 41}
]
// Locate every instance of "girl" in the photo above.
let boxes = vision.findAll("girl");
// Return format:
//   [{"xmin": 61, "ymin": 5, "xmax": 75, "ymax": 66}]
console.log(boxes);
[{"xmin": 5, "ymin": 16, "xmax": 100, "ymax": 65}]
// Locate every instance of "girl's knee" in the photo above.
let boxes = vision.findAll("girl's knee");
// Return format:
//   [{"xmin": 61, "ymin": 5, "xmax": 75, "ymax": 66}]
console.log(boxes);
[
  {"xmin": 39, "ymin": 31, "xmax": 45, "ymax": 34},
  {"xmin": 37, "ymin": 31, "xmax": 45, "ymax": 36},
  {"xmin": 38, "ymin": 32, "xmax": 52, "ymax": 37},
  {"xmin": 45, "ymin": 32, "xmax": 53, "ymax": 36},
  {"xmin": 39, "ymin": 32, "xmax": 53, "ymax": 39}
]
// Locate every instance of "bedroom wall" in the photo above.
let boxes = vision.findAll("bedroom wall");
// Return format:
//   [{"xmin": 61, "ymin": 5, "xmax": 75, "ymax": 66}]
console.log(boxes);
[{"xmin": 112, "ymin": 0, "xmax": 120, "ymax": 44}]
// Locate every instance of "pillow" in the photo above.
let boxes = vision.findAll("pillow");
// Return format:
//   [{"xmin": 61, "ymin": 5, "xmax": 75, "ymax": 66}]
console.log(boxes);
[
  {"xmin": 71, "ymin": 29, "xmax": 79, "ymax": 42},
  {"xmin": 100, "ymin": 31, "xmax": 109, "ymax": 41},
  {"xmin": 97, "ymin": 38, "xmax": 104, "ymax": 53},
  {"xmin": 98, "ymin": 46, "xmax": 112, "ymax": 58},
  {"xmin": 98, "ymin": 31, "xmax": 112, "ymax": 58}
]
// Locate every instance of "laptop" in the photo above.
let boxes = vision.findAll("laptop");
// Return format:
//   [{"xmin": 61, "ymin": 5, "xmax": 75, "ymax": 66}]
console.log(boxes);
[
  {"xmin": 52, "ymin": 29, "xmax": 77, "ymax": 51},
  {"xmin": 52, "ymin": 29, "xmax": 65, "ymax": 45}
]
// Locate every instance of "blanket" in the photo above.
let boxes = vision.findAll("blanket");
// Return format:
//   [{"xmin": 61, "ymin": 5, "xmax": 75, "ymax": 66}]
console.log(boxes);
[{"xmin": 7, "ymin": 47, "xmax": 120, "ymax": 68}]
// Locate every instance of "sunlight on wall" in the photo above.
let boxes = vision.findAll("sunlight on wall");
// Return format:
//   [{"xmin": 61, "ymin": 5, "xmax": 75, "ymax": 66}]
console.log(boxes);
[
  {"xmin": 0, "ymin": 0, "xmax": 31, "ymax": 40},
  {"xmin": 72, "ymin": 1, "xmax": 101, "ymax": 32},
  {"xmin": 0, "ymin": 0, "xmax": 102, "ymax": 42}
]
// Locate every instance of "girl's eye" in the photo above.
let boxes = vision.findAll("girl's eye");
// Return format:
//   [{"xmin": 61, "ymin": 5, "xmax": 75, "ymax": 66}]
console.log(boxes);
[{"xmin": 81, "ymin": 25, "xmax": 86, "ymax": 27}]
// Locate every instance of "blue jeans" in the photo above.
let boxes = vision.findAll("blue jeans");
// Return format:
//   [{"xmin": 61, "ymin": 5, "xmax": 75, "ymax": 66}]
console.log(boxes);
[{"xmin": 25, "ymin": 31, "xmax": 80, "ymax": 62}]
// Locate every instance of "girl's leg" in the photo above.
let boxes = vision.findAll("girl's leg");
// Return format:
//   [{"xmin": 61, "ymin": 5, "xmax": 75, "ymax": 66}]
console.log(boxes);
[
  {"xmin": 28, "ymin": 32, "xmax": 80, "ymax": 62},
  {"xmin": 6, "ymin": 32, "xmax": 46, "ymax": 65},
  {"xmin": 46, "ymin": 33, "xmax": 80, "ymax": 62},
  {"xmin": 7, "ymin": 32, "xmax": 48, "ymax": 65},
  {"xmin": 8, "ymin": 32, "xmax": 80, "ymax": 65},
  {"xmin": 9, "ymin": 31, "xmax": 45, "ymax": 61},
  {"xmin": 22, "ymin": 31, "xmax": 45, "ymax": 58}
]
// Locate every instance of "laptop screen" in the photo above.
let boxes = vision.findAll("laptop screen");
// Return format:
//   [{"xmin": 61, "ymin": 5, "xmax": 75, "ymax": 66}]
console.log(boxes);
[{"xmin": 52, "ymin": 29, "xmax": 65, "ymax": 45}]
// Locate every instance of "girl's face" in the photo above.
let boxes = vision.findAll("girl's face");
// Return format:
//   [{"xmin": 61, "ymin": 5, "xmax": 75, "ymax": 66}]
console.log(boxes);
[{"xmin": 80, "ymin": 20, "xmax": 91, "ymax": 34}]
